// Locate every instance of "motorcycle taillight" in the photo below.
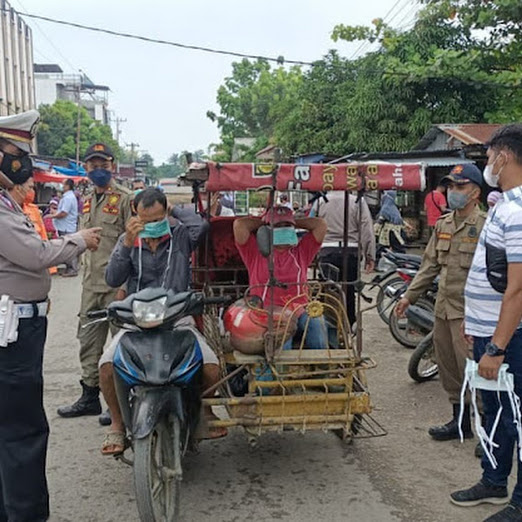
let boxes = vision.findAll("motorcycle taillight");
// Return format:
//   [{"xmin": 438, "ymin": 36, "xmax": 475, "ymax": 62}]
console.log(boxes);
[{"xmin": 398, "ymin": 271, "xmax": 413, "ymax": 283}]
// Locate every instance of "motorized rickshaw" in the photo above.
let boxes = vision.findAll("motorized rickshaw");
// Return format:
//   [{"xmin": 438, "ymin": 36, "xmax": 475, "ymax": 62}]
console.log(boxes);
[{"xmin": 185, "ymin": 159, "xmax": 426, "ymax": 444}]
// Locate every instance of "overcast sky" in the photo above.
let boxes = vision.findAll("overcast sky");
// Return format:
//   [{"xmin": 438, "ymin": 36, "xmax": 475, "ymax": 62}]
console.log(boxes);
[{"xmin": 15, "ymin": 0, "xmax": 418, "ymax": 164}]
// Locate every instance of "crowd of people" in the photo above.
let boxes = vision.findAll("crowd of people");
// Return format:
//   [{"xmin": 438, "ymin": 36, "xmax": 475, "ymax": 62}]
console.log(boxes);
[{"xmin": 1, "ymin": 107, "xmax": 522, "ymax": 522}]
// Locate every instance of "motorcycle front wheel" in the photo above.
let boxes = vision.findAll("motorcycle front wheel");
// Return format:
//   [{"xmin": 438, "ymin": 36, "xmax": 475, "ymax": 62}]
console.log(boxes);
[
  {"xmin": 389, "ymin": 297, "xmax": 434, "ymax": 348},
  {"xmin": 408, "ymin": 331, "xmax": 439, "ymax": 382},
  {"xmin": 134, "ymin": 415, "xmax": 182, "ymax": 521}
]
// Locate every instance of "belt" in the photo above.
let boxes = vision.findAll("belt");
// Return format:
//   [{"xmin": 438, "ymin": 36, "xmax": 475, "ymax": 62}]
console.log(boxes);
[
  {"xmin": 322, "ymin": 241, "xmax": 359, "ymax": 248},
  {"xmin": 15, "ymin": 301, "xmax": 49, "ymax": 319}
]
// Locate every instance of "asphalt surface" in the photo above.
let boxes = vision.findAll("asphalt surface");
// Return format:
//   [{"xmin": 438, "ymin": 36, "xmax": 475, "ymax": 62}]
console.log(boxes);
[{"xmin": 44, "ymin": 274, "xmax": 513, "ymax": 522}]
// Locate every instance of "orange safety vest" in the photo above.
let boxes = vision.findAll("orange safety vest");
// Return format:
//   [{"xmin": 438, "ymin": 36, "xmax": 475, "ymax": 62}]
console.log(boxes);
[{"xmin": 23, "ymin": 203, "xmax": 58, "ymax": 275}]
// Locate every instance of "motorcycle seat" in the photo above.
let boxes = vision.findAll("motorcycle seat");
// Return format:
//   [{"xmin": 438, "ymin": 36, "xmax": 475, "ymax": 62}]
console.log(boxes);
[{"xmin": 386, "ymin": 252, "xmax": 422, "ymax": 265}]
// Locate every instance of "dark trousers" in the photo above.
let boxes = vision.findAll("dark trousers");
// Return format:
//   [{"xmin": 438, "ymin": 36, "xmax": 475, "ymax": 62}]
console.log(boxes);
[
  {"xmin": 474, "ymin": 329, "xmax": 522, "ymax": 507},
  {"xmin": 0, "ymin": 317, "xmax": 49, "ymax": 521},
  {"xmin": 319, "ymin": 248, "xmax": 358, "ymax": 326}
]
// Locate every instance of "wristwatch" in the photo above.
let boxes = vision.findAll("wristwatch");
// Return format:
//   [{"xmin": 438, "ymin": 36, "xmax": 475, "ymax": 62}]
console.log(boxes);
[{"xmin": 485, "ymin": 342, "xmax": 506, "ymax": 357}]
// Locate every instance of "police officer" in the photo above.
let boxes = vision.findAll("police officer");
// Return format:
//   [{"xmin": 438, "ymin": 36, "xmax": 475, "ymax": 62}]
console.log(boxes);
[
  {"xmin": 58, "ymin": 143, "xmax": 132, "ymax": 418},
  {"xmin": 395, "ymin": 164, "xmax": 486, "ymax": 443},
  {"xmin": 0, "ymin": 110, "xmax": 101, "ymax": 521}
]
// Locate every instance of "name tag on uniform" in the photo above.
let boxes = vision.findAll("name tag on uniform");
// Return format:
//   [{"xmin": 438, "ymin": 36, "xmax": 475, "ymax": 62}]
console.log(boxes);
[{"xmin": 437, "ymin": 232, "xmax": 452, "ymax": 240}]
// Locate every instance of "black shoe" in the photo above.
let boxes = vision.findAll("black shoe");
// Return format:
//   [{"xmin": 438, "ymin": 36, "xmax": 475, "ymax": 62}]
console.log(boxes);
[
  {"xmin": 57, "ymin": 380, "xmax": 102, "ymax": 418},
  {"xmin": 484, "ymin": 503, "xmax": 522, "ymax": 521},
  {"xmin": 450, "ymin": 481, "xmax": 509, "ymax": 507},
  {"xmin": 429, "ymin": 403, "xmax": 473, "ymax": 441},
  {"xmin": 475, "ymin": 442, "xmax": 485, "ymax": 459},
  {"xmin": 99, "ymin": 409, "xmax": 112, "ymax": 426}
]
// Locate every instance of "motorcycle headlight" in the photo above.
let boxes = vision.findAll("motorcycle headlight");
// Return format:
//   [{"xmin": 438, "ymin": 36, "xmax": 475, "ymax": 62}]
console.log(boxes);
[{"xmin": 132, "ymin": 297, "xmax": 167, "ymax": 328}]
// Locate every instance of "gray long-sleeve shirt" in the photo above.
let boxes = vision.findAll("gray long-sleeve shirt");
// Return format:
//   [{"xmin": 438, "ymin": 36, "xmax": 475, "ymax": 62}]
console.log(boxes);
[
  {"xmin": 0, "ymin": 190, "xmax": 86, "ymax": 302},
  {"xmin": 105, "ymin": 206, "xmax": 208, "ymax": 295},
  {"xmin": 316, "ymin": 192, "xmax": 376, "ymax": 261}
]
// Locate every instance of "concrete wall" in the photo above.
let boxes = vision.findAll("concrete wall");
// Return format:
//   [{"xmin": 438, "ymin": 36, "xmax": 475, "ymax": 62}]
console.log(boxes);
[{"xmin": 0, "ymin": 1, "xmax": 35, "ymax": 115}]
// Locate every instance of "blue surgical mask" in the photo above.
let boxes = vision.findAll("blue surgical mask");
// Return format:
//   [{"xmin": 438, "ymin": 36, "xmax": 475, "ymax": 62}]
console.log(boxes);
[
  {"xmin": 88, "ymin": 168, "xmax": 112, "ymax": 187},
  {"xmin": 447, "ymin": 190, "xmax": 470, "ymax": 210},
  {"xmin": 273, "ymin": 226, "xmax": 298, "ymax": 246},
  {"xmin": 139, "ymin": 217, "xmax": 170, "ymax": 239}
]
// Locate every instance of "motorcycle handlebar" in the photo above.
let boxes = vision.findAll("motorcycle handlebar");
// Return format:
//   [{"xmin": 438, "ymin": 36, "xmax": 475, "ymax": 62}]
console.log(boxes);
[{"xmin": 86, "ymin": 310, "xmax": 108, "ymax": 319}]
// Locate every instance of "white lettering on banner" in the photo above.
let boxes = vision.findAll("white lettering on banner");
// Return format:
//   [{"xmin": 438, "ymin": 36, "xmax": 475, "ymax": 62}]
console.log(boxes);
[
  {"xmin": 287, "ymin": 181, "xmax": 303, "ymax": 190},
  {"xmin": 294, "ymin": 166, "xmax": 311, "ymax": 182},
  {"xmin": 392, "ymin": 165, "xmax": 404, "ymax": 187}
]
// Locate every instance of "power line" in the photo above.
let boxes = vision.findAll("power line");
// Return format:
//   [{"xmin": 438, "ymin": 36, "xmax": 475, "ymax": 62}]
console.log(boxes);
[
  {"xmin": 3, "ymin": 8, "xmax": 314, "ymax": 67},
  {"xmin": 10, "ymin": 1, "xmax": 78, "ymax": 72}
]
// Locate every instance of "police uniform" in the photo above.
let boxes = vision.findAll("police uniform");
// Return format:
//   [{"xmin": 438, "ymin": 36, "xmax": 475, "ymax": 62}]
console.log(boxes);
[
  {"xmin": 0, "ymin": 110, "xmax": 87, "ymax": 521},
  {"xmin": 58, "ymin": 143, "xmax": 132, "ymax": 418},
  {"xmin": 404, "ymin": 165, "xmax": 486, "ymax": 440}
]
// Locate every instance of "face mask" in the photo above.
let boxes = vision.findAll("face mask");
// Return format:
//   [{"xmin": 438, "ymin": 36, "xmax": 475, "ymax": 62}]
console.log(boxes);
[
  {"xmin": 0, "ymin": 152, "xmax": 33, "ymax": 184},
  {"xmin": 134, "ymin": 189, "xmax": 143, "ymax": 197},
  {"xmin": 459, "ymin": 359, "xmax": 522, "ymax": 470},
  {"xmin": 273, "ymin": 226, "xmax": 298, "ymax": 246},
  {"xmin": 139, "ymin": 217, "xmax": 170, "ymax": 239},
  {"xmin": 23, "ymin": 188, "xmax": 35, "ymax": 205},
  {"xmin": 88, "ymin": 168, "xmax": 112, "ymax": 188},
  {"xmin": 447, "ymin": 190, "xmax": 470, "ymax": 210},
  {"xmin": 483, "ymin": 155, "xmax": 504, "ymax": 188}
]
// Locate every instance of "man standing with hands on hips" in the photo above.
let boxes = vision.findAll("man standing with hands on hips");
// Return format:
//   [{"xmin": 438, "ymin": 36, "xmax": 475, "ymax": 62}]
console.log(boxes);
[
  {"xmin": 0, "ymin": 110, "xmax": 101, "ymax": 521},
  {"xmin": 58, "ymin": 143, "xmax": 132, "ymax": 421},
  {"xmin": 451, "ymin": 125, "xmax": 522, "ymax": 522}
]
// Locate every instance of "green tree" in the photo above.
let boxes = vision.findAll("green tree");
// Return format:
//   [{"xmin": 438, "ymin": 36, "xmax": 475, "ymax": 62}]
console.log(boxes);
[
  {"xmin": 37, "ymin": 100, "xmax": 119, "ymax": 159},
  {"xmin": 207, "ymin": 59, "xmax": 302, "ymax": 160}
]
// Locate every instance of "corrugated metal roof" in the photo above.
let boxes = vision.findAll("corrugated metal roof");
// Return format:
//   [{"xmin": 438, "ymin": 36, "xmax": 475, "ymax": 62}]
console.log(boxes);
[{"xmin": 437, "ymin": 124, "xmax": 502, "ymax": 145}]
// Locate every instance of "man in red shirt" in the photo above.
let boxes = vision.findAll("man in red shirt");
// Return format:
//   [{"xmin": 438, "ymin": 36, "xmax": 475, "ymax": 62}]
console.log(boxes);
[
  {"xmin": 425, "ymin": 183, "xmax": 447, "ymax": 233},
  {"xmin": 233, "ymin": 206, "xmax": 328, "ymax": 348}
]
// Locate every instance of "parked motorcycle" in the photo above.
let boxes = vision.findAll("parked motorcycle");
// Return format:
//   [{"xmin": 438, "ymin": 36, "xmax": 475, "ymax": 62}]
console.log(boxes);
[
  {"xmin": 388, "ymin": 269, "xmax": 437, "ymax": 348},
  {"xmin": 371, "ymin": 250, "xmax": 422, "ymax": 325},
  {"xmin": 88, "ymin": 288, "xmax": 229, "ymax": 522},
  {"xmin": 405, "ymin": 305, "xmax": 438, "ymax": 382}
]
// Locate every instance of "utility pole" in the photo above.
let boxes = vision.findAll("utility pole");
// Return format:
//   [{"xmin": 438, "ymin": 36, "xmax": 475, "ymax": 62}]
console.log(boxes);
[
  {"xmin": 111, "ymin": 114, "xmax": 126, "ymax": 174},
  {"xmin": 75, "ymin": 71, "xmax": 83, "ymax": 172},
  {"xmin": 126, "ymin": 142, "xmax": 140, "ymax": 163}
]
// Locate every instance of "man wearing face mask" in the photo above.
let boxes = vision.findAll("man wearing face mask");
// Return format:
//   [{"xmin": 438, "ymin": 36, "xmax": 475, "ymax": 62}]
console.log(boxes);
[
  {"xmin": 0, "ymin": 110, "xmax": 101, "ymax": 521},
  {"xmin": 451, "ymin": 125, "xmax": 522, "ymax": 520},
  {"xmin": 395, "ymin": 164, "xmax": 486, "ymax": 445},
  {"xmin": 98, "ymin": 188, "xmax": 225, "ymax": 453},
  {"xmin": 234, "ymin": 206, "xmax": 328, "ymax": 348},
  {"xmin": 58, "ymin": 143, "xmax": 132, "ymax": 419}
]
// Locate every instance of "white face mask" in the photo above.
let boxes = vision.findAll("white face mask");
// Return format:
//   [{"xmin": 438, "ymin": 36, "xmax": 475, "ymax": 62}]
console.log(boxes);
[{"xmin": 483, "ymin": 154, "xmax": 504, "ymax": 188}]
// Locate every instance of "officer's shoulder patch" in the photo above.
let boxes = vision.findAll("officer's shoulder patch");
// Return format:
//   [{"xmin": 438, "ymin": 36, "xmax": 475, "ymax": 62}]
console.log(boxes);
[{"xmin": 83, "ymin": 197, "xmax": 92, "ymax": 214}]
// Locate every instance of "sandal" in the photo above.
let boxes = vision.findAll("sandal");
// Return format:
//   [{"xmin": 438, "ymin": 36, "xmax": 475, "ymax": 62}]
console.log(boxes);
[
  {"xmin": 200, "ymin": 413, "xmax": 228, "ymax": 440},
  {"xmin": 101, "ymin": 431, "xmax": 126, "ymax": 455}
]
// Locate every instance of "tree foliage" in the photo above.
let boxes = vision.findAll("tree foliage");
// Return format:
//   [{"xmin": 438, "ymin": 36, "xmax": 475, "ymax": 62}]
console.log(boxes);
[
  {"xmin": 37, "ymin": 100, "xmax": 119, "ymax": 159},
  {"xmin": 209, "ymin": 0, "xmax": 522, "ymax": 158}
]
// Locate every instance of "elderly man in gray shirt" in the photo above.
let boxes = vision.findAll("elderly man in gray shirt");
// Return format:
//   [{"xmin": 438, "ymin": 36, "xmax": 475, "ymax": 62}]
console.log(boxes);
[{"xmin": 316, "ymin": 191, "xmax": 376, "ymax": 326}]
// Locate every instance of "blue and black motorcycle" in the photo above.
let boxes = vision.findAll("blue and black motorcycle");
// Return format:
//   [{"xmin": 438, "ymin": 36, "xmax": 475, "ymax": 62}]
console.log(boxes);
[{"xmin": 89, "ymin": 288, "xmax": 228, "ymax": 521}]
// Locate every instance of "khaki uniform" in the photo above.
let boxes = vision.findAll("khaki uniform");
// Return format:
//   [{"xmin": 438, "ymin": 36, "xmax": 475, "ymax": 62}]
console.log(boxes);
[
  {"xmin": 78, "ymin": 183, "xmax": 132, "ymax": 387},
  {"xmin": 405, "ymin": 206, "xmax": 486, "ymax": 404}
]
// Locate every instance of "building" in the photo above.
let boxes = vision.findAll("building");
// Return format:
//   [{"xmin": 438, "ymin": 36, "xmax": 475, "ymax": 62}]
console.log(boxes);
[
  {"xmin": 34, "ymin": 64, "xmax": 110, "ymax": 124},
  {"xmin": 0, "ymin": 1, "xmax": 36, "ymax": 115}
]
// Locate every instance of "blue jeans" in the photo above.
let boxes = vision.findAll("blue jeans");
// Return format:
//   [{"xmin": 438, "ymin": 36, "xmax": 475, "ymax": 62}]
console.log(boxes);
[
  {"xmin": 283, "ymin": 313, "xmax": 329, "ymax": 350},
  {"xmin": 474, "ymin": 329, "xmax": 522, "ymax": 506}
]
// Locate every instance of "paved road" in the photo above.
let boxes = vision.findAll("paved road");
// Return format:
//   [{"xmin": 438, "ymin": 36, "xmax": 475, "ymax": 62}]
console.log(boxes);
[{"xmin": 44, "ymin": 275, "xmax": 508, "ymax": 521}]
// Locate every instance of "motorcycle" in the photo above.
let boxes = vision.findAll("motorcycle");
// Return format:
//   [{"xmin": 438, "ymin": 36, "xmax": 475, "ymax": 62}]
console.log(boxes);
[
  {"xmin": 88, "ymin": 287, "xmax": 229, "ymax": 522},
  {"xmin": 388, "ymin": 269, "xmax": 437, "ymax": 348},
  {"xmin": 405, "ymin": 305, "xmax": 438, "ymax": 382},
  {"xmin": 371, "ymin": 250, "xmax": 422, "ymax": 325}
]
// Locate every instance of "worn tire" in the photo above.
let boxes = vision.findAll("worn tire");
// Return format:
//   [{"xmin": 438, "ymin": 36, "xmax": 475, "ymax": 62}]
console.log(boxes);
[
  {"xmin": 134, "ymin": 416, "xmax": 181, "ymax": 521},
  {"xmin": 408, "ymin": 331, "xmax": 438, "ymax": 382},
  {"xmin": 376, "ymin": 276, "xmax": 405, "ymax": 325},
  {"xmin": 389, "ymin": 297, "xmax": 434, "ymax": 349}
]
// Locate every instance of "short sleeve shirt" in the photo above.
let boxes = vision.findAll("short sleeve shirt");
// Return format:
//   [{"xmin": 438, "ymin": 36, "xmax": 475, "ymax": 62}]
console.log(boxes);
[
  {"xmin": 54, "ymin": 190, "xmax": 78, "ymax": 233},
  {"xmin": 425, "ymin": 190, "xmax": 447, "ymax": 226},
  {"xmin": 236, "ymin": 232, "xmax": 321, "ymax": 310}
]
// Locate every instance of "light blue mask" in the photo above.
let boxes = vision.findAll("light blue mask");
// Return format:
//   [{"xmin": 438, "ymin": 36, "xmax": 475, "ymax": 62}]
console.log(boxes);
[
  {"xmin": 139, "ymin": 217, "xmax": 170, "ymax": 239},
  {"xmin": 447, "ymin": 190, "xmax": 470, "ymax": 210},
  {"xmin": 273, "ymin": 226, "xmax": 298, "ymax": 246}
]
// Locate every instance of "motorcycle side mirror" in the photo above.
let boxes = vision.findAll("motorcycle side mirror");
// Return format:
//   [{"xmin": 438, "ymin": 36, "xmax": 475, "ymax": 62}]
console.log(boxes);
[{"xmin": 256, "ymin": 225, "xmax": 272, "ymax": 258}]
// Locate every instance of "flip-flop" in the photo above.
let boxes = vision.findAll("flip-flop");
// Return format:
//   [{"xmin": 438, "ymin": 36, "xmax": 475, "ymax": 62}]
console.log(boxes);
[
  {"xmin": 101, "ymin": 431, "xmax": 126, "ymax": 455},
  {"xmin": 202, "ymin": 426, "xmax": 228, "ymax": 440}
]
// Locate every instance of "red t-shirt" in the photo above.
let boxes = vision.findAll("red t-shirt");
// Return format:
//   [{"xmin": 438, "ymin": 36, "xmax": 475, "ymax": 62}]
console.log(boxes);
[
  {"xmin": 425, "ymin": 190, "xmax": 447, "ymax": 226},
  {"xmin": 236, "ymin": 233, "xmax": 321, "ymax": 311}
]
